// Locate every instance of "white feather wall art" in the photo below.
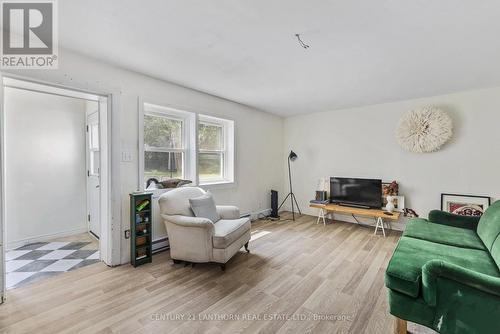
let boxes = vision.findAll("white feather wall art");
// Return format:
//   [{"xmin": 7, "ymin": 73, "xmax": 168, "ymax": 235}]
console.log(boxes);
[{"xmin": 395, "ymin": 106, "xmax": 453, "ymax": 153}]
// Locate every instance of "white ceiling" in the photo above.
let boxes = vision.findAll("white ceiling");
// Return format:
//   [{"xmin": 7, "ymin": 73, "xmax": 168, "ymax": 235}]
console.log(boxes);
[{"xmin": 60, "ymin": 1, "xmax": 500, "ymax": 116}]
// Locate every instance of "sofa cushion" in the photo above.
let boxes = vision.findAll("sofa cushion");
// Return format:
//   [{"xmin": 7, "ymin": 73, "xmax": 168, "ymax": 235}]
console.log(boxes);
[
  {"xmin": 213, "ymin": 218, "xmax": 251, "ymax": 249},
  {"xmin": 477, "ymin": 200, "xmax": 500, "ymax": 251},
  {"xmin": 385, "ymin": 237, "xmax": 500, "ymax": 298},
  {"xmin": 403, "ymin": 218, "xmax": 486, "ymax": 251},
  {"xmin": 189, "ymin": 193, "xmax": 220, "ymax": 223}
]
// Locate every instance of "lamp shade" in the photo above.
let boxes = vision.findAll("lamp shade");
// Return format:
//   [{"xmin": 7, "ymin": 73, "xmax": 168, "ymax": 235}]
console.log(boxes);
[{"xmin": 288, "ymin": 150, "xmax": 298, "ymax": 161}]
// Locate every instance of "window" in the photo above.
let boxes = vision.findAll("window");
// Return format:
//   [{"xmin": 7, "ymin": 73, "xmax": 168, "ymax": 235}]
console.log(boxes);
[
  {"xmin": 198, "ymin": 115, "xmax": 234, "ymax": 185},
  {"xmin": 142, "ymin": 103, "xmax": 196, "ymax": 186},
  {"xmin": 140, "ymin": 102, "xmax": 233, "ymax": 189},
  {"xmin": 88, "ymin": 114, "xmax": 100, "ymax": 176}
]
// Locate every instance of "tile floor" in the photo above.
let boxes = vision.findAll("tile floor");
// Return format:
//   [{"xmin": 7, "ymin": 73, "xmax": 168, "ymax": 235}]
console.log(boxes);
[{"xmin": 5, "ymin": 241, "xmax": 99, "ymax": 289}]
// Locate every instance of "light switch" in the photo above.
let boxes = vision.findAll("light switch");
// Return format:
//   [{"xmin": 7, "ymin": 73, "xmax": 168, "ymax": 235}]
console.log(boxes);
[{"xmin": 121, "ymin": 150, "xmax": 133, "ymax": 162}]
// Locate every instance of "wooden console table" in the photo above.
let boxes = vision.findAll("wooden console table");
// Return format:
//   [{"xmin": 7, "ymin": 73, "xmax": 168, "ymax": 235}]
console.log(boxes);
[{"xmin": 309, "ymin": 203, "xmax": 400, "ymax": 237}]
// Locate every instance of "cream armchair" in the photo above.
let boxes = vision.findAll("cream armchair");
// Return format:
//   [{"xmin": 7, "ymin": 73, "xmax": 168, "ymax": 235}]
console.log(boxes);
[{"xmin": 158, "ymin": 187, "xmax": 251, "ymax": 270}]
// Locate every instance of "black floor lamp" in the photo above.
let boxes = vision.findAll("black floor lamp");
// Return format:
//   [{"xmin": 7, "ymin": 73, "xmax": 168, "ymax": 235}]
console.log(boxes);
[{"xmin": 278, "ymin": 150, "xmax": 301, "ymax": 221}]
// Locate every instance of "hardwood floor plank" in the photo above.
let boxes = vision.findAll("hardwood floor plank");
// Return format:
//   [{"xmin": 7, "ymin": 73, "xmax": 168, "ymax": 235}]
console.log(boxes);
[{"xmin": 1, "ymin": 213, "xmax": 435, "ymax": 334}]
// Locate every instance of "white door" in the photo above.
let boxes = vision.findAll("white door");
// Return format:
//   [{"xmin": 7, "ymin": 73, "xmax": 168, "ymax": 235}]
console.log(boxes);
[{"xmin": 86, "ymin": 111, "xmax": 100, "ymax": 238}]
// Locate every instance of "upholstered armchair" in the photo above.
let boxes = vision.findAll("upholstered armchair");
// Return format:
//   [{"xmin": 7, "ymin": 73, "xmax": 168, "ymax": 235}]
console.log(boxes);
[{"xmin": 158, "ymin": 187, "xmax": 251, "ymax": 270}]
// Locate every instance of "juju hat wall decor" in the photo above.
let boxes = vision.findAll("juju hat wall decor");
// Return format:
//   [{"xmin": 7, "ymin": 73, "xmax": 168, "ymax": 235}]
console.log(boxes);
[{"xmin": 395, "ymin": 106, "xmax": 453, "ymax": 153}]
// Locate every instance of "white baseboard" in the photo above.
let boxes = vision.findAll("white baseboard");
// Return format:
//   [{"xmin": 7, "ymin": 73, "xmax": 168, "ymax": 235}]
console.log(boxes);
[
  {"xmin": 6, "ymin": 226, "xmax": 89, "ymax": 250},
  {"xmin": 244, "ymin": 208, "xmax": 271, "ymax": 221}
]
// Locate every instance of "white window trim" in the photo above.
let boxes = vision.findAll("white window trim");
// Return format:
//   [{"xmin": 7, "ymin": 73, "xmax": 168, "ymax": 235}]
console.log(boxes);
[
  {"xmin": 198, "ymin": 114, "xmax": 234, "ymax": 186},
  {"xmin": 138, "ymin": 101, "xmax": 196, "ymax": 191}
]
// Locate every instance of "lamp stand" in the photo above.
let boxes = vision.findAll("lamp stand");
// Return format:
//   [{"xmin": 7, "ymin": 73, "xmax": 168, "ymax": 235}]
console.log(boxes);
[{"xmin": 278, "ymin": 156, "xmax": 301, "ymax": 221}]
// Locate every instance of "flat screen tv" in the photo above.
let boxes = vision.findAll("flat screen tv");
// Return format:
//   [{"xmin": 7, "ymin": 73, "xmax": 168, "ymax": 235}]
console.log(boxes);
[{"xmin": 330, "ymin": 177, "xmax": 382, "ymax": 209}]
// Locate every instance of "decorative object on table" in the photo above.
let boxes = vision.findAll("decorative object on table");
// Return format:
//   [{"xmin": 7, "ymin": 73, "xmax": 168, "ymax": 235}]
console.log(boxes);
[
  {"xmin": 315, "ymin": 178, "xmax": 329, "ymax": 201},
  {"xmin": 403, "ymin": 208, "xmax": 419, "ymax": 218},
  {"xmin": 395, "ymin": 106, "xmax": 453, "ymax": 153},
  {"xmin": 130, "ymin": 192, "xmax": 153, "ymax": 267},
  {"xmin": 278, "ymin": 150, "xmax": 301, "ymax": 221},
  {"xmin": 393, "ymin": 195, "xmax": 405, "ymax": 212},
  {"xmin": 315, "ymin": 191, "xmax": 328, "ymax": 201},
  {"xmin": 441, "ymin": 193, "xmax": 491, "ymax": 216},
  {"xmin": 382, "ymin": 181, "xmax": 399, "ymax": 206},
  {"xmin": 146, "ymin": 178, "xmax": 192, "ymax": 190},
  {"xmin": 385, "ymin": 196, "xmax": 395, "ymax": 212}
]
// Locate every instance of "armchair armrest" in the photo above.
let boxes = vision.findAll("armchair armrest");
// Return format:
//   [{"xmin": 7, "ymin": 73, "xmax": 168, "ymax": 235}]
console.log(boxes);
[
  {"xmin": 161, "ymin": 214, "xmax": 214, "ymax": 229},
  {"xmin": 428, "ymin": 210, "xmax": 480, "ymax": 230},
  {"xmin": 422, "ymin": 260, "xmax": 500, "ymax": 306},
  {"xmin": 216, "ymin": 205, "xmax": 240, "ymax": 220}
]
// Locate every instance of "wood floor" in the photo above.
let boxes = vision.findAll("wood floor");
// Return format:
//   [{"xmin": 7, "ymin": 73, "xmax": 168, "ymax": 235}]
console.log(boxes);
[{"xmin": 0, "ymin": 213, "xmax": 434, "ymax": 334}]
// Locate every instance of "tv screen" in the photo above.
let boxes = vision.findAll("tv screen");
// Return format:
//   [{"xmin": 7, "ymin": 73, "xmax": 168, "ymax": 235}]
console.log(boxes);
[{"xmin": 330, "ymin": 177, "xmax": 382, "ymax": 209}]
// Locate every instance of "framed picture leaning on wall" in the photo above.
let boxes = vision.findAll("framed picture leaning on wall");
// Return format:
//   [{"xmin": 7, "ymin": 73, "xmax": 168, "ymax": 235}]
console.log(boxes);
[{"xmin": 441, "ymin": 193, "xmax": 491, "ymax": 217}]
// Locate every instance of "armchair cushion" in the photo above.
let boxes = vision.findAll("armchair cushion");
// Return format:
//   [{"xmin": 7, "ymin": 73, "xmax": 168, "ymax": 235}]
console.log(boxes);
[
  {"xmin": 403, "ymin": 218, "xmax": 486, "ymax": 251},
  {"xmin": 213, "ymin": 218, "xmax": 251, "ymax": 249},
  {"xmin": 161, "ymin": 214, "xmax": 214, "ymax": 230},
  {"xmin": 189, "ymin": 193, "xmax": 220, "ymax": 223},
  {"xmin": 385, "ymin": 237, "xmax": 499, "ymax": 298},
  {"xmin": 216, "ymin": 205, "xmax": 240, "ymax": 220}
]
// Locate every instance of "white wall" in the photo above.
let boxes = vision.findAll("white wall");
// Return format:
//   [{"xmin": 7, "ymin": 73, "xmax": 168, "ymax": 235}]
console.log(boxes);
[
  {"xmin": 5, "ymin": 87, "xmax": 88, "ymax": 248},
  {"xmin": 284, "ymin": 87, "xmax": 500, "ymax": 229},
  {"xmin": 4, "ymin": 48, "xmax": 284, "ymax": 263}
]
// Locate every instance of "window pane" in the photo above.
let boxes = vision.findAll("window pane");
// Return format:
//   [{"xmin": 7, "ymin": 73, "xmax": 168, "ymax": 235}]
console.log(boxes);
[
  {"xmin": 144, "ymin": 114, "xmax": 182, "ymax": 149},
  {"xmin": 90, "ymin": 151, "xmax": 99, "ymax": 175},
  {"xmin": 199, "ymin": 152, "xmax": 223, "ymax": 181},
  {"xmin": 199, "ymin": 123, "xmax": 222, "ymax": 150},
  {"xmin": 144, "ymin": 151, "xmax": 183, "ymax": 182},
  {"xmin": 90, "ymin": 124, "xmax": 99, "ymax": 149}
]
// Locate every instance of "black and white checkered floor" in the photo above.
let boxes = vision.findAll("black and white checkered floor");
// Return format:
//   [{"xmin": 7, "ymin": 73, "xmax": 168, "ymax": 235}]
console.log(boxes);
[{"xmin": 5, "ymin": 241, "xmax": 100, "ymax": 289}]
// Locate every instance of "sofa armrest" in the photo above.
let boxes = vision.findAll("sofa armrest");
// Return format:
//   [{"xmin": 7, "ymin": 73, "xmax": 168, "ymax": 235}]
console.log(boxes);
[
  {"xmin": 161, "ymin": 214, "xmax": 214, "ymax": 229},
  {"xmin": 422, "ymin": 260, "xmax": 500, "ymax": 306},
  {"xmin": 216, "ymin": 205, "xmax": 240, "ymax": 220},
  {"xmin": 428, "ymin": 210, "xmax": 480, "ymax": 230}
]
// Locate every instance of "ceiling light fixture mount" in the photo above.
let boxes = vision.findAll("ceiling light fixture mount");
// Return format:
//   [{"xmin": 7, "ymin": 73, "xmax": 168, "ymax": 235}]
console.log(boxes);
[{"xmin": 295, "ymin": 34, "xmax": 310, "ymax": 49}]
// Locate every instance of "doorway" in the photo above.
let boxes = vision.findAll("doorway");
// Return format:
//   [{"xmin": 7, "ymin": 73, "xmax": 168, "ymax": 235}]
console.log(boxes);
[{"xmin": 0, "ymin": 77, "xmax": 111, "ymax": 298}]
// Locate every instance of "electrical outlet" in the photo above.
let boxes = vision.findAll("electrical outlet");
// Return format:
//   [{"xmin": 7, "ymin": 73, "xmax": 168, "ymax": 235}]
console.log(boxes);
[
  {"xmin": 121, "ymin": 150, "xmax": 133, "ymax": 162},
  {"xmin": 124, "ymin": 229, "xmax": 131, "ymax": 239}
]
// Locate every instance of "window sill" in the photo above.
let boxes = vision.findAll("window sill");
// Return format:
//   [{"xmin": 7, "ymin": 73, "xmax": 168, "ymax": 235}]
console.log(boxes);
[{"xmin": 199, "ymin": 180, "xmax": 236, "ymax": 190}]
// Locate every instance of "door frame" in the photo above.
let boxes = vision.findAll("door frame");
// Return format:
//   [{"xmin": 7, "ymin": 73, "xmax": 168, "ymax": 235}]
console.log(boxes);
[{"xmin": 0, "ymin": 73, "xmax": 121, "ymax": 293}]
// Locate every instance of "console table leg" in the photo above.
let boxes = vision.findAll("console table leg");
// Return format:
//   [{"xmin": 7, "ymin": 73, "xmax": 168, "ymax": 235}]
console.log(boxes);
[
  {"xmin": 374, "ymin": 217, "xmax": 386, "ymax": 237},
  {"xmin": 316, "ymin": 208, "xmax": 326, "ymax": 225}
]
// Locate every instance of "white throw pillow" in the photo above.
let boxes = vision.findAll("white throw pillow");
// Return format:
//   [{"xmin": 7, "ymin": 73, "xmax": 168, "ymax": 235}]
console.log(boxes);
[{"xmin": 189, "ymin": 193, "xmax": 220, "ymax": 223}]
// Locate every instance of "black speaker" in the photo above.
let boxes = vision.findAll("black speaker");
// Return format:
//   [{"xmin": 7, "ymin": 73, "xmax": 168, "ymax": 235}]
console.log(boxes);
[{"xmin": 270, "ymin": 190, "xmax": 279, "ymax": 219}]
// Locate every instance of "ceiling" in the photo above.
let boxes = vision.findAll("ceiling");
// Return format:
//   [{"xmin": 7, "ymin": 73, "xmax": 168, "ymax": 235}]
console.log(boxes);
[{"xmin": 60, "ymin": 1, "xmax": 500, "ymax": 117}]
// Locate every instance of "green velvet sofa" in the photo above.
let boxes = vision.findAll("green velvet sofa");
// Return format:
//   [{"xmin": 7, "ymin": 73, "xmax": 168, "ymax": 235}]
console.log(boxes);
[{"xmin": 385, "ymin": 200, "xmax": 500, "ymax": 334}]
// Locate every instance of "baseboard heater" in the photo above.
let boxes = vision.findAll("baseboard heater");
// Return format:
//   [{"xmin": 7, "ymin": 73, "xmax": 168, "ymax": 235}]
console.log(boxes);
[{"xmin": 152, "ymin": 237, "xmax": 169, "ymax": 254}]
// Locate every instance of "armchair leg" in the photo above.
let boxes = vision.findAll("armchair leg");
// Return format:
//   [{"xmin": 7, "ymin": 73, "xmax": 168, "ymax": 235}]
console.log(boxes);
[
  {"xmin": 244, "ymin": 242, "xmax": 250, "ymax": 253},
  {"xmin": 394, "ymin": 317, "xmax": 407, "ymax": 334},
  {"xmin": 172, "ymin": 259, "xmax": 181, "ymax": 265},
  {"xmin": 220, "ymin": 264, "xmax": 226, "ymax": 271}
]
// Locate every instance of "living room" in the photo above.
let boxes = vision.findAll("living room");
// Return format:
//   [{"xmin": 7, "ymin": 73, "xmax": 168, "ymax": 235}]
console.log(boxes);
[{"xmin": 0, "ymin": 1, "xmax": 499, "ymax": 334}]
